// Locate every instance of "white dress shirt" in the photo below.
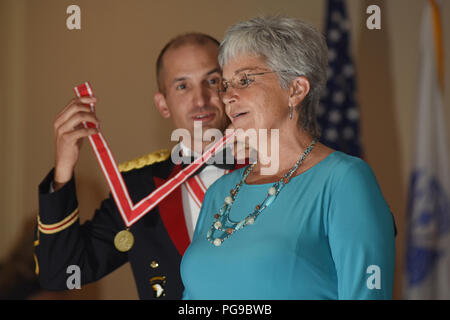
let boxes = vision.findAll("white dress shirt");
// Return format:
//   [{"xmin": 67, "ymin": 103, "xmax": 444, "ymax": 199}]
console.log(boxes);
[{"xmin": 178, "ymin": 142, "xmax": 227, "ymax": 240}]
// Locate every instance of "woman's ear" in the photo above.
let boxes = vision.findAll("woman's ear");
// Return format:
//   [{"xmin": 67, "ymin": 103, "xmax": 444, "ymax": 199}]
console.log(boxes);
[
  {"xmin": 154, "ymin": 92, "xmax": 171, "ymax": 118},
  {"xmin": 288, "ymin": 76, "xmax": 310, "ymax": 107}
]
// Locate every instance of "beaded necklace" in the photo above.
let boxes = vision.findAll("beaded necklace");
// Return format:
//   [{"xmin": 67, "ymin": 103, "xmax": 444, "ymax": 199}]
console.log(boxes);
[{"xmin": 207, "ymin": 138, "xmax": 317, "ymax": 246}]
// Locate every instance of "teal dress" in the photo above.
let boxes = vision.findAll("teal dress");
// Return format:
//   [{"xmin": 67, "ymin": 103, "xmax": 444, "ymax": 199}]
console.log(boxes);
[{"xmin": 180, "ymin": 151, "xmax": 396, "ymax": 299}]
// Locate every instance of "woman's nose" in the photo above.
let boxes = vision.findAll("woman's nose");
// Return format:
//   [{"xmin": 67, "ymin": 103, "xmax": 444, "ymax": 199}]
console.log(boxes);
[{"xmin": 220, "ymin": 88, "xmax": 237, "ymax": 106}]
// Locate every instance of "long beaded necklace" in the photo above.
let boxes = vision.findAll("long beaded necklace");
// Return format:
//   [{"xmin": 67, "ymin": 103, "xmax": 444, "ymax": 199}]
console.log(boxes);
[{"xmin": 207, "ymin": 138, "xmax": 317, "ymax": 246}]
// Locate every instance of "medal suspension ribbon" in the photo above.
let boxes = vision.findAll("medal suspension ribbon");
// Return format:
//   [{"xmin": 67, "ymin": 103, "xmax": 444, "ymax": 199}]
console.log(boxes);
[
  {"xmin": 184, "ymin": 175, "xmax": 207, "ymax": 208},
  {"xmin": 74, "ymin": 82, "xmax": 235, "ymax": 251}
]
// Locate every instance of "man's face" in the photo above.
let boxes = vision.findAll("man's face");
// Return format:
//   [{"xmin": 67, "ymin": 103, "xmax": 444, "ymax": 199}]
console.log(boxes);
[{"xmin": 155, "ymin": 43, "xmax": 230, "ymax": 143}]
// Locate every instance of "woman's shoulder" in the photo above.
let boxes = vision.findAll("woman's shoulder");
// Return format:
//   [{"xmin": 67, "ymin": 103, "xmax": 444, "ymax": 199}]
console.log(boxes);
[
  {"xmin": 324, "ymin": 151, "xmax": 374, "ymax": 178},
  {"xmin": 324, "ymin": 151, "xmax": 380, "ymax": 195}
]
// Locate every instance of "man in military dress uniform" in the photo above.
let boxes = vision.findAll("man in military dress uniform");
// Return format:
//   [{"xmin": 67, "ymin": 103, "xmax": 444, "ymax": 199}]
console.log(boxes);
[{"xmin": 34, "ymin": 33, "xmax": 241, "ymax": 299}]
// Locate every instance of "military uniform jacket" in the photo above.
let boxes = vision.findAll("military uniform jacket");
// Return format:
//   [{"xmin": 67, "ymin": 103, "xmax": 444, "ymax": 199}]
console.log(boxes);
[{"xmin": 35, "ymin": 150, "xmax": 202, "ymax": 300}]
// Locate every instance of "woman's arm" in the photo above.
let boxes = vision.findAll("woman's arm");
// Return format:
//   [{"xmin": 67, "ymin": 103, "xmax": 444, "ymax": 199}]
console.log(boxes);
[{"xmin": 327, "ymin": 159, "xmax": 396, "ymax": 299}]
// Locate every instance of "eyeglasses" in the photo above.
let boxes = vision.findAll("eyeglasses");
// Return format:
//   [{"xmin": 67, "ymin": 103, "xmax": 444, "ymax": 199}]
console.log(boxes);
[{"xmin": 218, "ymin": 70, "xmax": 291, "ymax": 94}]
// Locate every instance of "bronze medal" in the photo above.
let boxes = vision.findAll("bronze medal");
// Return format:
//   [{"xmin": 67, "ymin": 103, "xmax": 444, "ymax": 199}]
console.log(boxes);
[{"xmin": 114, "ymin": 229, "xmax": 134, "ymax": 252}]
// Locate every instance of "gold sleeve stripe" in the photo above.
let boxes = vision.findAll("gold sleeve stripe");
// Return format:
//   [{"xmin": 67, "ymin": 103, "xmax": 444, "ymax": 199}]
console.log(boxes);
[
  {"xmin": 119, "ymin": 149, "xmax": 170, "ymax": 172},
  {"xmin": 34, "ymin": 214, "xmax": 40, "ymax": 275},
  {"xmin": 38, "ymin": 208, "xmax": 79, "ymax": 229},
  {"xmin": 38, "ymin": 208, "xmax": 79, "ymax": 234},
  {"xmin": 35, "ymin": 214, "xmax": 40, "ymax": 243},
  {"xmin": 33, "ymin": 253, "xmax": 39, "ymax": 276}
]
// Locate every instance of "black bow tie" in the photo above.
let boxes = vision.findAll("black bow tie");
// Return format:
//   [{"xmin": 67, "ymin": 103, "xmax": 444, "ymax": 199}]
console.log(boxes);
[{"xmin": 179, "ymin": 147, "xmax": 236, "ymax": 175}]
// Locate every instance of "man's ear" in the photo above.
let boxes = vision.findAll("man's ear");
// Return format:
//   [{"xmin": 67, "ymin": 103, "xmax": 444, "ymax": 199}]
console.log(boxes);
[
  {"xmin": 154, "ymin": 92, "xmax": 171, "ymax": 118},
  {"xmin": 288, "ymin": 76, "xmax": 310, "ymax": 107}
]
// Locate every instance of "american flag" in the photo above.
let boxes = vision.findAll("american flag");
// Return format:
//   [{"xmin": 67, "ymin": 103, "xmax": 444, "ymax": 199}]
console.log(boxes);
[{"xmin": 317, "ymin": 0, "xmax": 363, "ymax": 158}]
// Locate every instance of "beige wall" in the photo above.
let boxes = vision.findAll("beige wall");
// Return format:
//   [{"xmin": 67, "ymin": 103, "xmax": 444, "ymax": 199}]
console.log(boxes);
[{"xmin": 1, "ymin": 0, "xmax": 449, "ymax": 299}]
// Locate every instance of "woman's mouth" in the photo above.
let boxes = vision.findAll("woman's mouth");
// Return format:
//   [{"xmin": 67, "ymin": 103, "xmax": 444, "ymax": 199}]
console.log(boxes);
[{"xmin": 231, "ymin": 111, "xmax": 249, "ymax": 122}]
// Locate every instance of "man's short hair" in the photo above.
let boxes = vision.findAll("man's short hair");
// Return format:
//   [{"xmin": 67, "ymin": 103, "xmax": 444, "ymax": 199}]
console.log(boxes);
[{"xmin": 156, "ymin": 33, "xmax": 220, "ymax": 93}]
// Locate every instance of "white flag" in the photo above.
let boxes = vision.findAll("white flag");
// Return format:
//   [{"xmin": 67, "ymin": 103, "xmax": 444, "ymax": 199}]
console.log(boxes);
[{"xmin": 404, "ymin": 0, "xmax": 450, "ymax": 299}]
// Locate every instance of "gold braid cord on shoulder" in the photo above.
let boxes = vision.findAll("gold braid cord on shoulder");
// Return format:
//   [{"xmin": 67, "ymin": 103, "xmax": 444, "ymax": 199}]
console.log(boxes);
[{"xmin": 118, "ymin": 149, "xmax": 170, "ymax": 172}]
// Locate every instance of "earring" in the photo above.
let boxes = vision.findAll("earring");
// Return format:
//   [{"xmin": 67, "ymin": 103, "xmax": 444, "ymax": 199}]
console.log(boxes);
[{"xmin": 289, "ymin": 105, "xmax": 294, "ymax": 120}]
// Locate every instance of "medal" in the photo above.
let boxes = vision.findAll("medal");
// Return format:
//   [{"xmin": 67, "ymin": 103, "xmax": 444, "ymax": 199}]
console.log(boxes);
[
  {"xmin": 74, "ymin": 82, "xmax": 236, "ymax": 253},
  {"xmin": 114, "ymin": 229, "xmax": 135, "ymax": 252}
]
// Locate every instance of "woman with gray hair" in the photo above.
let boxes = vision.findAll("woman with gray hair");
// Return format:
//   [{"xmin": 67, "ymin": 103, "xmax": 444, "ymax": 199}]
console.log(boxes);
[{"xmin": 180, "ymin": 16, "xmax": 395, "ymax": 299}]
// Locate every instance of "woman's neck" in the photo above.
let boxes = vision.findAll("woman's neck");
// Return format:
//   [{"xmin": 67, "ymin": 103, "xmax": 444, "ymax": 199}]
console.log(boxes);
[{"xmin": 246, "ymin": 126, "xmax": 332, "ymax": 185}]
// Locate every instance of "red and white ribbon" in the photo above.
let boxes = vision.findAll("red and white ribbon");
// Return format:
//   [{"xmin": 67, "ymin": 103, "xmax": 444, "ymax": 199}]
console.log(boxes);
[
  {"xmin": 184, "ymin": 176, "xmax": 207, "ymax": 209},
  {"xmin": 74, "ymin": 82, "xmax": 234, "ymax": 228}
]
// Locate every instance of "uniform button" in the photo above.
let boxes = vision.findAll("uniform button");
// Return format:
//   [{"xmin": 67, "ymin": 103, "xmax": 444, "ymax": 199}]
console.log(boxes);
[{"xmin": 150, "ymin": 261, "xmax": 159, "ymax": 269}]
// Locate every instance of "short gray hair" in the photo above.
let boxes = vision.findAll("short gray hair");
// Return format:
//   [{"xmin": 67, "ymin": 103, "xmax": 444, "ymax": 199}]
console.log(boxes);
[{"xmin": 219, "ymin": 16, "xmax": 328, "ymax": 139}]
